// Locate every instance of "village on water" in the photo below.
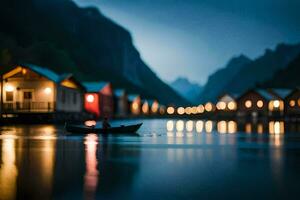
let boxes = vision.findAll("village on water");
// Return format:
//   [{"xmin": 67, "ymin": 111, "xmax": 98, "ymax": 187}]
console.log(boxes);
[{"xmin": 0, "ymin": 64, "xmax": 300, "ymax": 123}]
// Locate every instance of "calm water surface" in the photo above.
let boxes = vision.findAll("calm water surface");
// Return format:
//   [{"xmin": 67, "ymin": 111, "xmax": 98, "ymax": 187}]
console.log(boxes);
[{"xmin": 1, "ymin": 119, "xmax": 300, "ymax": 200}]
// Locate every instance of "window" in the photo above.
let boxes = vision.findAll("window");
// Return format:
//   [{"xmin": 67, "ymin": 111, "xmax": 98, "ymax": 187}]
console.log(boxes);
[
  {"xmin": 73, "ymin": 92, "xmax": 77, "ymax": 104},
  {"xmin": 6, "ymin": 91, "xmax": 13, "ymax": 101},
  {"xmin": 23, "ymin": 92, "xmax": 32, "ymax": 100},
  {"xmin": 245, "ymin": 100, "xmax": 252, "ymax": 108}
]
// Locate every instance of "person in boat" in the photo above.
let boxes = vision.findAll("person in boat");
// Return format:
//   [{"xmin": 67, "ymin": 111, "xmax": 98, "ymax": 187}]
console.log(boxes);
[{"xmin": 102, "ymin": 117, "xmax": 111, "ymax": 130}]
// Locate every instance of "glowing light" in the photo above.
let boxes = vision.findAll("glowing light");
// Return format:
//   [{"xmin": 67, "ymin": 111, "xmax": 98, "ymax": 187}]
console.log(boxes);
[
  {"xmin": 185, "ymin": 107, "xmax": 192, "ymax": 115},
  {"xmin": 197, "ymin": 105, "xmax": 204, "ymax": 113},
  {"xmin": 227, "ymin": 101, "xmax": 236, "ymax": 110},
  {"xmin": 257, "ymin": 123, "xmax": 263, "ymax": 134},
  {"xmin": 22, "ymin": 68, "xmax": 27, "ymax": 74},
  {"xmin": 205, "ymin": 120, "xmax": 213, "ymax": 133},
  {"xmin": 196, "ymin": 121, "xmax": 204, "ymax": 133},
  {"xmin": 257, "ymin": 100, "xmax": 264, "ymax": 108},
  {"xmin": 269, "ymin": 121, "xmax": 284, "ymax": 134},
  {"xmin": 85, "ymin": 120, "xmax": 97, "ymax": 127},
  {"xmin": 44, "ymin": 87, "xmax": 52, "ymax": 95},
  {"xmin": 166, "ymin": 120, "xmax": 174, "ymax": 131},
  {"xmin": 245, "ymin": 123, "xmax": 252, "ymax": 133},
  {"xmin": 273, "ymin": 100, "xmax": 280, "ymax": 108},
  {"xmin": 177, "ymin": 107, "xmax": 185, "ymax": 115},
  {"xmin": 4, "ymin": 85, "xmax": 14, "ymax": 92},
  {"xmin": 298, "ymin": 99, "xmax": 300, "ymax": 107},
  {"xmin": 167, "ymin": 107, "xmax": 175, "ymax": 115},
  {"xmin": 191, "ymin": 107, "xmax": 198, "ymax": 114},
  {"xmin": 217, "ymin": 101, "xmax": 226, "ymax": 110},
  {"xmin": 245, "ymin": 100, "xmax": 252, "ymax": 108},
  {"xmin": 151, "ymin": 101, "xmax": 159, "ymax": 113},
  {"xmin": 205, "ymin": 102, "xmax": 213, "ymax": 112},
  {"xmin": 86, "ymin": 94, "xmax": 95, "ymax": 103},
  {"xmin": 176, "ymin": 120, "xmax": 184, "ymax": 132},
  {"xmin": 142, "ymin": 102, "xmax": 149, "ymax": 114},
  {"xmin": 289, "ymin": 100, "xmax": 296, "ymax": 107},
  {"xmin": 186, "ymin": 120, "xmax": 193, "ymax": 132},
  {"xmin": 228, "ymin": 121, "xmax": 237, "ymax": 134}
]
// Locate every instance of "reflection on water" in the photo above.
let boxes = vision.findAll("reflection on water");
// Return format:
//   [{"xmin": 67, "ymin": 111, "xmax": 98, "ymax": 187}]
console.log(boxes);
[
  {"xmin": 0, "ymin": 138, "xmax": 17, "ymax": 200},
  {"xmin": 84, "ymin": 134, "xmax": 99, "ymax": 200},
  {"xmin": 0, "ymin": 120, "xmax": 300, "ymax": 199}
]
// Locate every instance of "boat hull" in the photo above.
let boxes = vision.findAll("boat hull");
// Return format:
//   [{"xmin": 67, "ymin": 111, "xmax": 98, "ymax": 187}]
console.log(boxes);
[{"xmin": 65, "ymin": 123, "xmax": 142, "ymax": 134}]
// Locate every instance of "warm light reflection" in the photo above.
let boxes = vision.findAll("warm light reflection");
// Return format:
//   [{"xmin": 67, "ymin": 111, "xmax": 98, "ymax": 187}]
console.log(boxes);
[
  {"xmin": 186, "ymin": 120, "xmax": 193, "ymax": 132},
  {"xmin": 205, "ymin": 121, "xmax": 213, "ymax": 133},
  {"xmin": 185, "ymin": 107, "xmax": 192, "ymax": 115},
  {"xmin": 269, "ymin": 121, "xmax": 285, "ymax": 134},
  {"xmin": 245, "ymin": 123, "xmax": 252, "ymax": 133},
  {"xmin": 228, "ymin": 121, "xmax": 237, "ymax": 134},
  {"xmin": 177, "ymin": 107, "xmax": 185, "ymax": 115},
  {"xmin": 191, "ymin": 107, "xmax": 198, "ymax": 114},
  {"xmin": 84, "ymin": 134, "xmax": 99, "ymax": 199},
  {"xmin": 257, "ymin": 123, "xmax": 264, "ymax": 134},
  {"xmin": 166, "ymin": 120, "xmax": 174, "ymax": 131},
  {"xmin": 85, "ymin": 120, "xmax": 97, "ymax": 127},
  {"xmin": 167, "ymin": 107, "xmax": 175, "ymax": 115},
  {"xmin": 0, "ymin": 138, "xmax": 17, "ymax": 200},
  {"xmin": 196, "ymin": 121, "xmax": 204, "ymax": 133},
  {"xmin": 217, "ymin": 121, "xmax": 227, "ymax": 134},
  {"xmin": 176, "ymin": 120, "xmax": 184, "ymax": 132}
]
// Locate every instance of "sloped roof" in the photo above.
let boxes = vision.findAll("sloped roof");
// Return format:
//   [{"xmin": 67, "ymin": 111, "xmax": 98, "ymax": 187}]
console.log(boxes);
[
  {"xmin": 83, "ymin": 82, "xmax": 109, "ymax": 92},
  {"xmin": 114, "ymin": 89, "xmax": 125, "ymax": 97},
  {"xmin": 128, "ymin": 94, "xmax": 139, "ymax": 102},
  {"xmin": 270, "ymin": 89, "xmax": 293, "ymax": 99},
  {"xmin": 25, "ymin": 64, "xmax": 61, "ymax": 82},
  {"xmin": 255, "ymin": 89, "xmax": 277, "ymax": 101}
]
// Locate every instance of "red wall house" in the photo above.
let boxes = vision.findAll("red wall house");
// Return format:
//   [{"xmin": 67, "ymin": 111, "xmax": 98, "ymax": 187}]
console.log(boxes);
[{"xmin": 83, "ymin": 82, "xmax": 114, "ymax": 118}]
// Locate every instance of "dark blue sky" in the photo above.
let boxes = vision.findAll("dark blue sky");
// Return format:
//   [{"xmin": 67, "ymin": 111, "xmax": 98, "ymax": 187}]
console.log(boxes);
[{"xmin": 74, "ymin": 0, "xmax": 300, "ymax": 84}]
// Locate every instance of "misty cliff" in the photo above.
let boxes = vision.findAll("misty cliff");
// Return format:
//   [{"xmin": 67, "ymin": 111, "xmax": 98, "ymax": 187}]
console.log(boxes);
[{"xmin": 0, "ymin": 0, "xmax": 187, "ymax": 105}]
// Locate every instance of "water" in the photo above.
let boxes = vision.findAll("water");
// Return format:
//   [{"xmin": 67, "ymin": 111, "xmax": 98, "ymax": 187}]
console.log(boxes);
[{"xmin": 1, "ymin": 119, "xmax": 300, "ymax": 200}]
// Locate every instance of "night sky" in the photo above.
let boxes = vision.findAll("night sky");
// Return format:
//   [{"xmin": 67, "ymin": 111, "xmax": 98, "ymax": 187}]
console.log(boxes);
[{"xmin": 74, "ymin": 0, "xmax": 300, "ymax": 84}]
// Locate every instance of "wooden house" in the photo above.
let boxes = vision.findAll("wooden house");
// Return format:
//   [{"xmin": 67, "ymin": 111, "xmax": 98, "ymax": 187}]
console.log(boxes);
[
  {"xmin": 0, "ymin": 64, "xmax": 84, "ymax": 114},
  {"xmin": 284, "ymin": 88, "xmax": 300, "ymax": 117},
  {"xmin": 128, "ymin": 94, "xmax": 141, "ymax": 115},
  {"xmin": 83, "ymin": 82, "xmax": 114, "ymax": 118},
  {"xmin": 113, "ymin": 89, "xmax": 128, "ymax": 117},
  {"xmin": 216, "ymin": 93, "xmax": 238, "ymax": 118},
  {"xmin": 236, "ymin": 89, "xmax": 279, "ymax": 118},
  {"xmin": 268, "ymin": 89, "xmax": 292, "ymax": 117}
]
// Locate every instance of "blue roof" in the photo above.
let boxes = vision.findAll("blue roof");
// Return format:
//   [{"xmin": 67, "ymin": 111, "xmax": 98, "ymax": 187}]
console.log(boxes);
[
  {"xmin": 271, "ymin": 89, "xmax": 293, "ymax": 99},
  {"xmin": 25, "ymin": 64, "xmax": 60, "ymax": 83},
  {"xmin": 128, "ymin": 94, "xmax": 139, "ymax": 102},
  {"xmin": 83, "ymin": 82, "xmax": 109, "ymax": 92},
  {"xmin": 114, "ymin": 89, "xmax": 125, "ymax": 97},
  {"xmin": 255, "ymin": 89, "xmax": 277, "ymax": 100}
]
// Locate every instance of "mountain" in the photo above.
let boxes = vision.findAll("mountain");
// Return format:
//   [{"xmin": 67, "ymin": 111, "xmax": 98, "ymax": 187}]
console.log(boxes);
[
  {"xmin": 197, "ymin": 55, "xmax": 252, "ymax": 103},
  {"xmin": 223, "ymin": 43, "xmax": 300, "ymax": 95},
  {"xmin": 170, "ymin": 77, "xmax": 203, "ymax": 104},
  {"xmin": 264, "ymin": 53, "xmax": 300, "ymax": 87},
  {"xmin": 0, "ymin": 0, "xmax": 188, "ymax": 105}
]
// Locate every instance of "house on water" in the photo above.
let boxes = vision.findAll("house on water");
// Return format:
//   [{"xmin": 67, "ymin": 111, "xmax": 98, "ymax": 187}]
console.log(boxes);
[
  {"xmin": 0, "ymin": 64, "xmax": 85, "ymax": 115},
  {"xmin": 128, "ymin": 94, "xmax": 141, "ymax": 115},
  {"xmin": 113, "ymin": 89, "xmax": 128, "ymax": 117},
  {"xmin": 83, "ymin": 82, "xmax": 114, "ymax": 118},
  {"xmin": 268, "ymin": 88, "xmax": 292, "ymax": 117},
  {"xmin": 284, "ymin": 88, "xmax": 300, "ymax": 117},
  {"xmin": 237, "ymin": 89, "xmax": 286, "ymax": 118},
  {"xmin": 216, "ymin": 93, "xmax": 238, "ymax": 117}
]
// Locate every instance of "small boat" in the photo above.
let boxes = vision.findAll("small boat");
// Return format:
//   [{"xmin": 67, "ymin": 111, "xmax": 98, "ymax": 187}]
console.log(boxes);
[{"xmin": 65, "ymin": 123, "xmax": 143, "ymax": 134}]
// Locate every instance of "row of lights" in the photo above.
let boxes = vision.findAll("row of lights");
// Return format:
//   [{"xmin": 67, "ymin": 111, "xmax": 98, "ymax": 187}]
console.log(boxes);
[{"xmin": 4, "ymin": 85, "xmax": 52, "ymax": 94}]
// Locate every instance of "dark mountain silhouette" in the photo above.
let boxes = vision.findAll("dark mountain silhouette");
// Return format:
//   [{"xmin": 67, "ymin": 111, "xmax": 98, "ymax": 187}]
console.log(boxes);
[
  {"xmin": 223, "ymin": 43, "xmax": 300, "ymax": 95},
  {"xmin": 170, "ymin": 77, "xmax": 203, "ymax": 104},
  {"xmin": 0, "ymin": 0, "xmax": 187, "ymax": 105},
  {"xmin": 264, "ymin": 54, "xmax": 300, "ymax": 87},
  {"xmin": 197, "ymin": 55, "xmax": 252, "ymax": 103}
]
